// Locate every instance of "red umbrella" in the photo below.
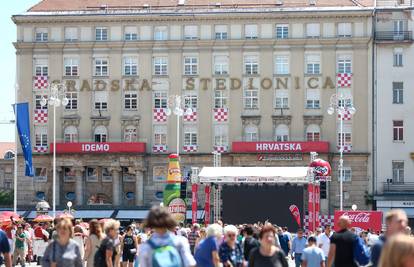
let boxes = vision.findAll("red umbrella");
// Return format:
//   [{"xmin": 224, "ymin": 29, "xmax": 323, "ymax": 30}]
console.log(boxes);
[
  {"xmin": 0, "ymin": 211, "xmax": 20, "ymax": 219},
  {"xmin": 33, "ymin": 214, "xmax": 54, "ymax": 223},
  {"xmin": 57, "ymin": 212, "xmax": 74, "ymax": 219}
]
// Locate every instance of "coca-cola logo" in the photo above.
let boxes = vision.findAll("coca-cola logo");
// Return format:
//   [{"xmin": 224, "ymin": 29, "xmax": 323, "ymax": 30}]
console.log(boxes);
[
  {"xmin": 342, "ymin": 212, "xmax": 371, "ymax": 223},
  {"xmin": 314, "ymin": 166, "xmax": 329, "ymax": 176}
]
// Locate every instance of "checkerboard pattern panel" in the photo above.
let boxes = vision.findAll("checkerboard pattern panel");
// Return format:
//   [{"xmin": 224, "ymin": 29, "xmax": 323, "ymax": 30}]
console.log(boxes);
[
  {"xmin": 304, "ymin": 215, "xmax": 334, "ymax": 229},
  {"xmin": 337, "ymin": 145, "xmax": 352, "ymax": 153},
  {"xmin": 34, "ymin": 146, "xmax": 48, "ymax": 153},
  {"xmin": 214, "ymin": 146, "xmax": 228, "ymax": 153},
  {"xmin": 152, "ymin": 145, "xmax": 167, "ymax": 153},
  {"xmin": 183, "ymin": 145, "xmax": 197, "ymax": 152},
  {"xmin": 337, "ymin": 73, "xmax": 352, "ymax": 88},
  {"xmin": 34, "ymin": 109, "xmax": 48, "ymax": 124},
  {"xmin": 213, "ymin": 108, "xmax": 228, "ymax": 122},
  {"xmin": 34, "ymin": 76, "xmax": 49, "ymax": 89},
  {"xmin": 338, "ymin": 110, "xmax": 352, "ymax": 121},
  {"xmin": 184, "ymin": 111, "xmax": 197, "ymax": 122},
  {"xmin": 153, "ymin": 108, "xmax": 167, "ymax": 122}
]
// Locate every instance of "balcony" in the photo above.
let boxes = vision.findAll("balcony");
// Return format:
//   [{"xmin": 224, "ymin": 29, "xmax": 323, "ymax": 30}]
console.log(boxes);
[
  {"xmin": 375, "ymin": 31, "xmax": 413, "ymax": 43},
  {"xmin": 382, "ymin": 182, "xmax": 414, "ymax": 195}
]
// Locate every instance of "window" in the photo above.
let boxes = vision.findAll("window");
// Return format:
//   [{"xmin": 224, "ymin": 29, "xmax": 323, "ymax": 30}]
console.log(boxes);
[
  {"xmin": 35, "ymin": 58, "xmax": 48, "ymax": 76},
  {"xmin": 64, "ymin": 27, "xmax": 78, "ymax": 41},
  {"xmin": 184, "ymin": 57, "xmax": 198, "ymax": 75},
  {"xmin": 4, "ymin": 151, "xmax": 15, "ymax": 160},
  {"xmin": 124, "ymin": 26, "xmax": 138, "ymax": 41},
  {"xmin": 35, "ymin": 95, "xmax": 48, "ymax": 110},
  {"xmin": 337, "ymin": 23, "xmax": 352, "ymax": 37},
  {"xmin": 65, "ymin": 92, "xmax": 78, "ymax": 110},
  {"xmin": 184, "ymin": 95, "xmax": 198, "ymax": 109},
  {"xmin": 214, "ymin": 55, "xmax": 229, "ymax": 75},
  {"xmin": 124, "ymin": 125, "xmax": 137, "ymax": 142},
  {"xmin": 124, "ymin": 91, "xmax": 138, "ymax": 110},
  {"xmin": 215, "ymin": 25, "xmax": 228, "ymax": 40},
  {"xmin": 154, "ymin": 125, "xmax": 167, "ymax": 145},
  {"xmin": 184, "ymin": 25, "xmax": 198, "ymax": 40},
  {"xmin": 339, "ymin": 167, "xmax": 352, "ymax": 182},
  {"xmin": 337, "ymin": 57, "xmax": 352, "ymax": 74},
  {"xmin": 306, "ymin": 23, "xmax": 320, "ymax": 38},
  {"xmin": 275, "ymin": 55, "xmax": 289, "ymax": 74},
  {"xmin": 244, "ymin": 125, "xmax": 259, "ymax": 141},
  {"xmin": 94, "ymin": 58, "xmax": 108, "ymax": 76},
  {"xmin": 392, "ymin": 82, "xmax": 403, "ymax": 104},
  {"xmin": 94, "ymin": 126, "xmax": 108, "ymax": 142},
  {"xmin": 64, "ymin": 58, "xmax": 79, "ymax": 76},
  {"xmin": 245, "ymin": 24, "xmax": 258, "ymax": 39},
  {"xmin": 393, "ymin": 20, "xmax": 405, "ymax": 35},
  {"xmin": 35, "ymin": 127, "xmax": 48, "ymax": 147},
  {"xmin": 86, "ymin": 167, "xmax": 98, "ymax": 182},
  {"xmin": 393, "ymin": 48, "xmax": 403, "ymax": 67},
  {"xmin": 275, "ymin": 124, "xmax": 289, "ymax": 142},
  {"xmin": 95, "ymin": 27, "xmax": 108, "ymax": 41},
  {"xmin": 34, "ymin": 168, "xmax": 47, "ymax": 182},
  {"xmin": 244, "ymin": 88, "xmax": 259, "ymax": 109},
  {"xmin": 306, "ymin": 124, "xmax": 320, "ymax": 141},
  {"xmin": 214, "ymin": 125, "xmax": 228, "ymax": 147},
  {"xmin": 393, "ymin": 120, "xmax": 404, "ymax": 141},
  {"xmin": 276, "ymin": 24, "xmax": 289, "ymax": 39},
  {"xmin": 35, "ymin": 28, "xmax": 48, "ymax": 42},
  {"xmin": 153, "ymin": 91, "xmax": 168, "ymax": 108},
  {"xmin": 154, "ymin": 26, "xmax": 168, "ymax": 41},
  {"xmin": 123, "ymin": 57, "xmax": 138, "ymax": 76},
  {"xmin": 306, "ymin": 54, "xmax": 321, "ymax": 74},
  {"xmin": 184, "ymin": 127, "xmax": 197, "ymax": 146},
  {"xmin": 244, "ymin": 55, "xmax": 259, "ymax": 75},
  {"xmin": 392, "ymin": 161, "xmax": 404, "ymax": 183},
  {"xmin": 338, "ymin": 132, "xmax": 352, "ymax": 147},
  {"xmin": 153, "ymin": 57, "xmax": 168, "ymax": 75},
  {"xmin": 64, "ymin": 126, "xmax": 78, "ymax": 143},
  {"xmin": 214, "ymin": 90, "xmax": 228, "ymax": 108},
  {"xmin": 93, "ymin": 91, "xmax": 108, "ymax": 110},
  {"xmin": 306, "ymin": 89, "xmax": 320, "ymax": 109},
  {"xmin": 275, "ymin": 90, "xmax": 289, "ymax": 109}
]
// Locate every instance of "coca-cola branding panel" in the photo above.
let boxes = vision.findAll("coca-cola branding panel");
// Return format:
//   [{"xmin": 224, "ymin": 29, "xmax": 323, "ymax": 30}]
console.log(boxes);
[{"xmin": 334, "ymin": 211, "xmax": 383, "ymax": 232}]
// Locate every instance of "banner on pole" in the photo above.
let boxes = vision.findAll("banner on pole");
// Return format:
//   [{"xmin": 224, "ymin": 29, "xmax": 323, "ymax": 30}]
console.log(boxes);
[
  {"xmin": 191, "ymin": 184, "xmax": 198, "ymax": 224},
  {"xmin": 13, "ymin": 103, "xmax": 34, "ymax": 177},
  {"xmin": 204, "ymin": 185, "xmax": 211, "ymax": 226},
  {"xmin": 289, "ymin": 205, "xmax": 302, "ymax": 227},
  {"xmin": 308, "ymin": 184, "xmax": 315, "ymax": 231}
]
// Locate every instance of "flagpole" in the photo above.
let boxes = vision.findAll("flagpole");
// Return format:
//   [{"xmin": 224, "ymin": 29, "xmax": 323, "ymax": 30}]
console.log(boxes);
[{"xmin": 14, "ymin": 84, "xmax": 18, "ymax": 213}]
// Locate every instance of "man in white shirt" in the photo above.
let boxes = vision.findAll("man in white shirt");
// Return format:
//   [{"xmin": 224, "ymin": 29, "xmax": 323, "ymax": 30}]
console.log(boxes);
[{"xmin": 317, "ymin": 225, "xmax": 332, "ymax": 262}]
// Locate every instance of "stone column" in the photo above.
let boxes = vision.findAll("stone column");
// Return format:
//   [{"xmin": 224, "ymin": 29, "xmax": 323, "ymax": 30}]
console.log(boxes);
[
  {"xmin": 73, "ymin": 167, "xmax": 84, "ymax": 206},
  {"xmin": 55, "ymin": 167, "xmax": 62, "ymax": 206},
  {"xmin": 135, "ymin": 169, "xmax": 144, "ymax": 206},
  {"xmin": 110, "ymin": 167, "xmax": 122, "ymax": 206}
]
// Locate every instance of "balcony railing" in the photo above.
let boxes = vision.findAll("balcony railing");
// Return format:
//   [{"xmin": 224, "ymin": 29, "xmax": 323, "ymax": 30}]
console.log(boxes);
[
  {"xmin": 375, "ymin": 31, "xmax": 413, "ymax": 42},
  {"xmin": 382, "ymin": 182, "xmax": 414, "ymax": 194}
]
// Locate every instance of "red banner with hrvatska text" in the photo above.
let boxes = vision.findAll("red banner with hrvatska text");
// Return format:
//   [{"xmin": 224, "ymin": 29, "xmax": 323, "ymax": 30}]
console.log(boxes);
[
  {"xmin": 191, "ymin": 184, "xmax": 198, "ymax": 224},
  {"xmin": 334, "ymin": 211, "xmax": 383, "ymax": 232},
  {"xmin": 204, "ymin": 186, "xmax": 211, "ymax": 226}
]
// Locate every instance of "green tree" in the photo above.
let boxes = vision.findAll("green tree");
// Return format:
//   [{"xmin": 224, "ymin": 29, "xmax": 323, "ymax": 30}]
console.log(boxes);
[{"xmin": 0, "ymin": 190, "xmax": 13, "ymax": 205}]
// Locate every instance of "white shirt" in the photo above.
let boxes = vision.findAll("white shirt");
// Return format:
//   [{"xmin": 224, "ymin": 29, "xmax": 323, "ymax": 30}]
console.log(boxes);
[{"xmin": 317, "ymin": 232, "xmax": 332, "ymax": 257}]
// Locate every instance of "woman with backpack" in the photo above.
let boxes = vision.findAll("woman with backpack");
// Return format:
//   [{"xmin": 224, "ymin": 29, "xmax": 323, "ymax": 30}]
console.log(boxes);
[
  {"xmin": 84, "ymin": 220, "xmax": 104, "ymax": 267},
  {"xmin": 121, "ymin": 225, "xmax": 138, "ymax": 267},
  {"xmin": 93, "ymin": 219, "xmax": 120, "ymax": 267},
  {"xmin": 138, "ymin": 206, "xmax": 196, "ymax": 267}
]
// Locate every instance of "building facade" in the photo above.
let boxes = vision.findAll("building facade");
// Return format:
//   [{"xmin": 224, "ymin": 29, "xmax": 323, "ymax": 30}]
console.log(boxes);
[
  {"xmin": 374, "ymin": 0, "xmax": 414, "ymax": 226},
  {"xmin": 13, "ymin": 0, "xmax": 373, "ymax": 217}
]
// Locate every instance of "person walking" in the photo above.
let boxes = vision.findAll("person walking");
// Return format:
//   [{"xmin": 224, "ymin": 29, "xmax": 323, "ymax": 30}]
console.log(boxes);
[
  {"xmin": 248, "ymin": 224, "xmax": 288, "ymax": 267},
  {"xmin": 378, "ymin": 234, "xmax": 414, "ymax": 267},
  {"xmin": 278, "ymin": 227, "xmax": 290, "ymax": 257},
  {"xmin": 42, "ymin": 218, "xmax": 83, "ymax": 267},
  {"xmin": 194, "ymin": 224, "xmax": 222, "ymax": 267},
  {"xmin": 188, "ymin": 224, "xmax": 201, "ymax": 254},
  {"xmin": 243, "ymin": 225, "xmax": 259, "ymax": 262},
  {"xmin": 120, "ymin": 225, "xmax": 137, "ymax": 267},
  {"xmin": 194, "ymin": 227, "xmax": 207, "ymax": 252},
  {"xmin": 327, "ymin": 216, "xmax": 357, "ymax": 267},
  {"xmin": 291, "ymin": 228, "xmax": 307, "ymax": 267},
  {"xmin": 73, "ymin": 225, "xmax": 86, "ymax": 265},
  {"xmin": 0, "ymin": 228, "xmax": 11, "ymax": 267},
  {"xmin": 84, "ymin": 220, "xmax": 104, "ymax": 267},
  {"xmin": 94, "ymin": 219, "xmax": 120, "ymax": 267},
  {"xmin": 13, "ymin": 225, "xmax": 27, "ymax": 267},
  {"xmin": 317, "ymin": 225, "xmax": 332, "ymax": 263},
  {"xmin": 301, "ymin": 236, "xmax": 325, "ymax": 267},
  {"xmin": 219, "ymin": 225, "xmax": 245, "ymax": 267}
]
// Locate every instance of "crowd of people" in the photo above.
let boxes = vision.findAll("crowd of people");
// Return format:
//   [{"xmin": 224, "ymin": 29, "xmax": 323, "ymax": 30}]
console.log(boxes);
[{"xmin": 0, "ymin": 208, "xmax": 413, "ymax": 267}]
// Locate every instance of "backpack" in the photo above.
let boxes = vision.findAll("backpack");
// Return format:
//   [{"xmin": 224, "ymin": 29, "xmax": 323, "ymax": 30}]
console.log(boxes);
[
  {"xmin": 147, "ymin": 236, "xmax": 183, "ymax": 267},
  {"xmin": 353, "ymin": 235, "xmax": 370, "ymax": 266},
  {"xmin": 94, "ymin": 238, "xmax": 114, "ymax": 267}
]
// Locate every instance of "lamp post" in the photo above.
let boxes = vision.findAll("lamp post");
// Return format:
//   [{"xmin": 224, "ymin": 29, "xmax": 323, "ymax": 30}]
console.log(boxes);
[
  {"xmin": 327, "ymin": 94, "xmax": 356, "ymax": 211},
  {"xmin": 165, "ymin": 95, "xmax": 193, "ymax": 155},
  {"xmin": 40, "ymin": 82, "xmax": 69, "ymax": 217},
  {"xmin": 67, "ymin": 201, "xmax": 73, "ymax": 214}
]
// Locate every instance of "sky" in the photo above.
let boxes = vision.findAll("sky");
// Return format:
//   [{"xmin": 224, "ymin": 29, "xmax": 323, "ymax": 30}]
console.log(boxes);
[{"xmin": 0, "ymin": 0, "xmax": 40, "ymax": 142}]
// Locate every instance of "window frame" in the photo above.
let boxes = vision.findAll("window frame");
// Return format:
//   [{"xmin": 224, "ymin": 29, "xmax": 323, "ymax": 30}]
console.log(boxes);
[
  {"xmin": 93, "ymin": 91, "xmax": 108, "ymax": 111},
  {"xmin": 244, "ymin": 125, "xmax": 259, "ymax": 142},
  {"xmin": 95, "ymin": 27, "xmax": 108, "ymax": 41},
  {"xmin": 123, "ymin": 56, "xmax": 138, "ymax": 76},
  {"xmin": 392, "ymin": 82, "xmax": 404, "ymax": 104},
  {"xmin": 214, "ymin": 90, "xmax": 228, "ymax": 109},
  {"xmin": 183, "ymin": 56, "xmax": 198, "ymax": 76},
  {"xmin": 64, "ymin": 58, "xmax": 79, "ymax": 76},
  {"xmin": 183, "ymin": 128, "xmax": 198, "ymax": 146},
  {"xmin": 94, "ymin": 58, "xmax": 109, "ymax": 76},
  {"xmin": 64, "ymin": 126, "xmax": 78, "ymax": 143},
  {"xmin": 244, "ymin": 55, "xmax": 259, "ymax": 75},
  {"xmin": 393, "ymin": 120, "xmax": 404, "ymax": 141},
  {"xmin": 35, "ymin": 28, "xmax": 48, "ymax": 42},
  {"xmin": 243, "ymin": 88, "xmax": 259, "ymax": 110},
  {"xmin": 214, "ymin": 25, "xmax": 228, "ymax": 40},
  {"xmin": 244, "ymin": 24, "xmax": 258, "ymax": 39},
  {"xmin": 153, "ymin": 125, "xmax": 167, "ymax": 145},
  {"xmin": 392, "ymin": 161, "xmax": 404, "ymax": 183},
  {"xmin": 214, "ymin": 55, "xmax": 229, "ymax": 75},
  {"xmin": 124, "ymin": 126, "xmax": 138, "ymax": 142},
  {"xmin": 124, "ymin": 91, "xmax": 138, "ymax": 111},
  {"xmin": 274, "ymin": 55, "xmax": 289, "ymax": 75},
  {"xmin": 184, "ymin": 25, "xmax": 198, "ymax": 40},
  {"xmin": 94, "ymin": 126, "xmax": 108, "ymax": 143},
  {"xmin": 275, "ymin": 24, "xmax": 289, "ymax": 39},
  {"xmin": 65, "ymin": 92, "xmax": 78, "ymax": 110},
  {"xmin": 153, "ymin": 57, "xmax": 168, "ymax": 76},
  {"xmin": 35, "ymin": 127, "xmax": 48, "ymax": 147},
  {"xmin": 154, "ymin": 26, "xmax": 168, "ymax": 41},
  {"xmin": 153, "ymin": 91, "xmax": 168, "ymax": 109}
]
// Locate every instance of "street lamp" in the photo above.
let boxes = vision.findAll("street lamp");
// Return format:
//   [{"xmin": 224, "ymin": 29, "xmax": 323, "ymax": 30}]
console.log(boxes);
[
  {"xmin": 40, "ymin": 82, "xmax": 69, "ymax": 217},
  {"xmin": 327, "ymin": 93, "xmax": 356, "ymax": 211},
  {"xmin": 165, "ymin": 95, "xmax": 193, "ymax": 155},
  {"xmin": 67, "ymin": 201, "xmax": 73, "ymax": 214}
]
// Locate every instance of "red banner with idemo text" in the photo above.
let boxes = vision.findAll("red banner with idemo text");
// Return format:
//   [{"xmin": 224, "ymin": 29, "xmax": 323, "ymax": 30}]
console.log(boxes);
[{"xmin": 334, "ymin": 211, "xmax": 383, "ymax": 232}]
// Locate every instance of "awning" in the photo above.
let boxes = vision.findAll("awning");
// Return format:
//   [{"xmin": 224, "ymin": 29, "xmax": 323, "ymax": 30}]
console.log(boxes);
[
  {"xmin": 198, "ymin": 167, "xmax": 310, "ymax": 184},
  {"xmin": 25, "ymin": 210, "xmax": 114, "ymax": 219},
  {"xmin": 116, "ymin": 210, "xmax": 205, "ymax": 220}
]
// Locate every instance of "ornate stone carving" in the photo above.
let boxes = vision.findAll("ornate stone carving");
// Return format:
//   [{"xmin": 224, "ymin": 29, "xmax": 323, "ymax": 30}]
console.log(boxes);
[
  {"xmin": 62, "ymin": 115, "xmax": 81, "ymax": 128},
  {"xmin": 241, "ymin": 115, "xmax": 261, "ymax": 126},
  {"xmin": 272, "ymin": 115, "xmax": 292, "ymax": 126},
  {"xmin": 91, "ymin": 117, "xmax": 110, "ymax": 127},
  {"xmin": 121, "ymin": 115, "xmax": 140, "ymax": 127},
  {"xmin": 303, "ymin": 115, "xmax": 323, "ymax": 126}
]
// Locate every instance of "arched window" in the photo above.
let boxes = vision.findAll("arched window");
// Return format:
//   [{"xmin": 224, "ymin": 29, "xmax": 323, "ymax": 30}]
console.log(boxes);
[
  {"xmin": 124, "ymin": 125, "xmax": 137, "ymax": 142},
  {"xmin": 306, "ymin": 124, "xmax": 321, "ymax": 141},
  {"xmin": 3, "ymin": 150, "xmax": 15, "ymax": 160},
  {"xmin": 94, "ymin": 126, "xmax": 107, "ymax": 142},
  {"xmin": 275, "ymin": 124, "xmax": 289, "ymax": 142},
  {"xmin": 244, "ymin": 125, "xmax": 258, "ymax": 142},
  {"xmin": 64, "ymin": 126, "xmax": 78, "ymax": 143}
]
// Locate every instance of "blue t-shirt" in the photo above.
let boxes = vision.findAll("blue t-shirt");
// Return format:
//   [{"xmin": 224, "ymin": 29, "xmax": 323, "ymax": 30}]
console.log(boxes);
[
  {"xmin": 0, "ymin": 230, "xmax": 11, "ymax": 265},
  {"xmin": 301, "ymin": 246, "xmax": 325, "ymax": 267},
  {"xmin": 279, "ymin": 234, "xmax": 290, "ymax": 254},
  {"xmin": 195, "ymin": 236, "xmax": 218, "ymax": 267}
]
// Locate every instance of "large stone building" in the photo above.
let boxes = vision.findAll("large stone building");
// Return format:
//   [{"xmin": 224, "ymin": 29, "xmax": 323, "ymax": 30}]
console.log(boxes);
[{"xmin": 12, "ymin": 0, "xmax": 374, "ymax": 220}]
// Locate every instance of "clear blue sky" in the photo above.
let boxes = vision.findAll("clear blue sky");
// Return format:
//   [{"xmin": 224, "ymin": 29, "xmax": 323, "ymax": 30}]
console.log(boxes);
[{"xmin": 0, "ymin": 0, "xmax": 39, "ymax": 142}]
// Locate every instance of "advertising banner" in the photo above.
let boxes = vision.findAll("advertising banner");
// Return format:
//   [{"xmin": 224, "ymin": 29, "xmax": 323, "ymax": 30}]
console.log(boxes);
[
  {"xmin": 205, "ymin": 186, "xmax": 211, "ymax": 226},
  {"xmin": 232, "ymin": 141, "xmax": 329, "ymax": 153},
  {"xmin": 289, "ymin": 205, "xmax": 302, "ymax": 227},
  {"xmin": 164, "ymin": 154, "xmax": 186, "ymax": 223},
  {"xmin": 308, "ymin": 184, "xmax": 315, "ymax": 231},
  {"xmin": 50, "ymin": 142, "xmax": 146, "ymax": 154},
  {"xmin": 315, "ymin": 185, "xmax": 320, "ymax": 229},
  {"xmin": 334, "ymin": 211, "xmax": 383, "ymax": 232},
  {"xmin": 191, "ymin": 184, "xmax": 198, "ymax": 224}
]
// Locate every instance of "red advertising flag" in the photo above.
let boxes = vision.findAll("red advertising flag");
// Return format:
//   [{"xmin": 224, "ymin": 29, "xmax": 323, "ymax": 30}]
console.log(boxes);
[
  {"xmin": 308, "ymin": 184, "xmax": 314, "ymax": 231},
  {"xmin": 315, "ymin": 185, "xmax": 320, "ymax": 229},
  {"xmin": 191, "ymin": 184, "xmax": 198, "ymax": 224},
  {"xmin": 289, "ymin": 205, "xmax": 301, "ymax": 227},
  {"xmin": 204, "ymin": 185, "xmax": 211, "ymax": 226},
  {"xmin": 334, "ymin": 211, "xmax": 383, "ymax": 232}
]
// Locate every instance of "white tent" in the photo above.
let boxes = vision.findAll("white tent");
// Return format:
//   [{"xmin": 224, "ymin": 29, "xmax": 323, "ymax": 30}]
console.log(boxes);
[{"xmin": 198, "ymin": 166, "xmax": 311, "ymax": 184}]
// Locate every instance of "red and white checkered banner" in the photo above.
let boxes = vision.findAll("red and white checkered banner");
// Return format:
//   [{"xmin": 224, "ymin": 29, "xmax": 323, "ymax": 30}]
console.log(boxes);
[
  {"xmin": 304, "ymin": 215, "xmax": 334, "ymax": 229},
  {"xmin": 337, "ymin": 145, "xmax": 352, "ymax": 153},
  {"xmin": 184, "ymin": 110, "xmax": 197, "ymax": 122},
  {"xmin": 34, "ymin": 146, "xmax": 48, "ymax": 153},
  {"xmin": 153, "ymin": 108, "xmax": 167, "ymax": 122},
  {"xmin": 34, "ymin": 109, "xmax": 48, "ymax": 123},
  {"xmin": 34, "ymin": 76, "xmax": 49, "ymax": 89},
  {"xmin": 214, "ymin": 145, "xmax": 228, "ymax": 153},
  {"xmin": 183, "ymin": 145, "xmax": 197, "ymax": 152},
  {"xmin": 213, "ymin": 108, "xmax": 228, "ymax": 122},
  {"xmin": 152, "ymin": 144, "xmax": 167, "ymax": 153},
  {"xmin": 337, "ymin": 73, "xmax": 352, "ymax": 88},
  {"xmin": 338, "ymin": 110, "xmax": 352, "ymax": 121}
]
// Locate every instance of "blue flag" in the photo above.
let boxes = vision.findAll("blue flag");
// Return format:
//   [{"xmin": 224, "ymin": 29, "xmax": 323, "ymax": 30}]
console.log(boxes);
[{"xmin": 13, "ymin": 103, "xmax": 34, "ymax": 177}]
